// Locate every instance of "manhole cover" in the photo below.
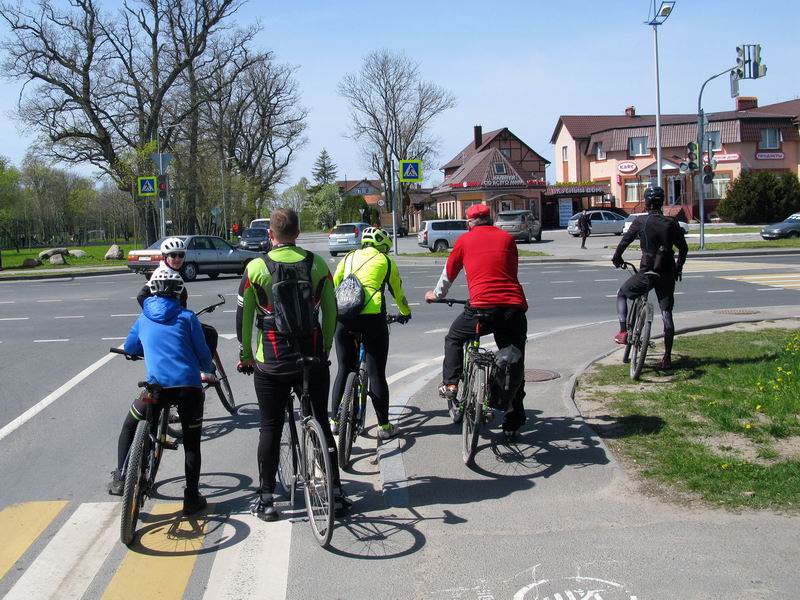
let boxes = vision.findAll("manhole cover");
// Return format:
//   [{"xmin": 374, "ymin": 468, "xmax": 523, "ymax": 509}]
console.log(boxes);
[
  {"xmin": 525, "ymin": 369, "xmax": 560, "ymax": 382},
  {"xmin": 714, "ymin": 309, "xmax": 761, "ymax": 315}
]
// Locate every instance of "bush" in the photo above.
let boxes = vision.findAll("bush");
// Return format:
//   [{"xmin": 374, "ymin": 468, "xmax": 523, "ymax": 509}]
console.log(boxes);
[
  {"xmin": 717, "ymin": 171, "xmax": 800, "ymax": 223},
  {"xmin": 338, "ymin": 195, "xmax": 367, "ymax": 223}
]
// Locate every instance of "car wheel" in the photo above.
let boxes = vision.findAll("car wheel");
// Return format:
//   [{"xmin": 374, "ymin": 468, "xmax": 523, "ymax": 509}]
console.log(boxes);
[
  {"xmin": 182, "ymin": 262, "xmax": 198, "ymax": 281},
  {"xmin": 525, "ymin": 230, "xmax": 532, "ymax": 244},
  {"xmin": 433, "ymin": 240, "xmax": 448, "ymax": 252},
  {"xmin": 534, "ymin": 231, "xmax": 542, "ymax": 242},
  {"xmin": 330, "ymin": 251, "xmax": 338, "ymax": 257},
  {"xmin": 208, "ymin": 272, "xmax": 219, "ymax": 280}
]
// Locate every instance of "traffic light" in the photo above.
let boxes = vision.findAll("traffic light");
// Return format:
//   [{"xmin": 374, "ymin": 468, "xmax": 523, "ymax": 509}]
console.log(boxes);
[
  {"xmin": 687, "ymin": 142, "xmax": 699, "ymax": 171},
  {"xmin": 734, "ymin": 45, "xmax": 746, "ymax": 79},
  {"xmin": 703, "ymin": 163, "xmax": 714, "ymax": 185},
  {"xmin": 157, "ymin": 174, "xmax": 168, "ymax": 200},
  {"xmin": 751, "ymin": 44, "xmax": 767, "ymax": 78}
]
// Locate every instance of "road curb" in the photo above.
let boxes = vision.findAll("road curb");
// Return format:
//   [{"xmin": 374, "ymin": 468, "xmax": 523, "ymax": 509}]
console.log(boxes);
[{"xmin": 0, "ymin": 267, "xmax": 131, "ymax": 282}]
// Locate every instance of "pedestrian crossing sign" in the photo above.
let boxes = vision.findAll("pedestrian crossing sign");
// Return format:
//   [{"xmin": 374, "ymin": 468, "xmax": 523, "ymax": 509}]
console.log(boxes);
[
  {"xmin": 137, "ymin": 176, "xmax": 157, "ymax": 197},
  {"xmin": 399, "ymin": 160, "xmax": 422, "ymax": 182}
]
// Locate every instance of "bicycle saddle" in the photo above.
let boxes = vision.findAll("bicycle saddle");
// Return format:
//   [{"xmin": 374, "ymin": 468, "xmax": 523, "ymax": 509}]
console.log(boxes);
[{"xmin": 296, "ymin": 356, "xmax": 322, "ymax": 368}]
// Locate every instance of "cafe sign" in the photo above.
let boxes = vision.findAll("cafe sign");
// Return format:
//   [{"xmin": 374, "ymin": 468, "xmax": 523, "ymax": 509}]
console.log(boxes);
[{"xmin": 617, "ymin": 161, "xmax": 638, "ymax": 174}]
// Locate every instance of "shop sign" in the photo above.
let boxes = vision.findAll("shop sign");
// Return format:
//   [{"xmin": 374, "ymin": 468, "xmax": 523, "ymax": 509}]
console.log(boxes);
[
  {"xmin": 704, "ymin": 153, "xmax": 739, "ymax": 163},
  {"xmin": 558, "ymin": 198, "xmax": 573, "ymax": 227},
  {"xmin": 755, "ymin": 152, "xmax": 785, "ymax": 160},
  {"xmin": 485, "ymin": 173, "xmax": 523, "ymax": 187},
  {"xmin": 617, "ymin": 161, "xmax": 637, "ymax": 174}
]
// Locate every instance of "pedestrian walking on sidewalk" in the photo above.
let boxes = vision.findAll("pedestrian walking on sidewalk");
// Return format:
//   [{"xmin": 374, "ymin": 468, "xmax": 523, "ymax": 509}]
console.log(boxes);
[{"xmin": 577, "ymin": 209, "xmax": 591, "ymax": 249}]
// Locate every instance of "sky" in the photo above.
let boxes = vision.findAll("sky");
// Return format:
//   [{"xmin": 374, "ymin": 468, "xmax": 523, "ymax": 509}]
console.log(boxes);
[{"xmin": 0, "ymin": 0, "xmax": 798, "ymax": 189}]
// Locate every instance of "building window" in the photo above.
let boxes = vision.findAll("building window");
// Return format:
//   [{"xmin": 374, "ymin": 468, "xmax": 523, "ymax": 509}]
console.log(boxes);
[
  {"xmin": 494, "ymin": 163, "xmax": 507, "ymax": 175},
  {"xmin": 500, "ymin": 148, "xmax": 511, "ymax": 159},
  {"xmin": 628, "ymin": 136, "xmax": 649, "ymax": 156},
  {"xmin": 759, "ymin": 129, "xmax": 781, "ymax": 150},
  {"xmin": 595, "ymin": 142, "xmax": 606, "ymax": 160},
  {"xmin": 705, "ymin": 131, "xmax": 721, "ymax": 152},
  {"xmin": 624, "ymin": 177, "xmax": 650, "ymax": 203},
  {"xmin": 562, "ymin": 146, "xmax": 568, "ymax": 161},
  {"xmin": 704, "ymin": 175, "xmax": 732, "ymax": 200}
]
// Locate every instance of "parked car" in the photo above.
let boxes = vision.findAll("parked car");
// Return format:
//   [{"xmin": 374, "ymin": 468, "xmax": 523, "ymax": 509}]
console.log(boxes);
[
  {"xmin": 328, "ymin": 222, "xmax": 370, "ymax": 256},
  {"xmin": 567, "ymin": 210, "xmax": 626, "ymax": 236},
  {"xmin": 127, "ymin": 235, "xmax": 262, "ymax": 280},
  {"xmin": 383, "ymin": 223, "xmax": 408, "ymax": 237},
  {"xmin": 623, "ymin": 213, "xmax": 690, "ymax": 235},
  {"xmin": 250, "ymin": 218, "xmax": 270, "ymax": 230},
  {"xmin": 495, "ymin": 210, "xmax": 542, "ymax": 243},
  {"xmin": 417, "ymin": 219, "xmax": 469, "ymax": 252},
  {"xmin": 761, "ymin": 213, "xmax": 800, "ymax": 239},
  {"xmin": 237, "ymin": 227, "xmax": 272, "ymax": 252}
]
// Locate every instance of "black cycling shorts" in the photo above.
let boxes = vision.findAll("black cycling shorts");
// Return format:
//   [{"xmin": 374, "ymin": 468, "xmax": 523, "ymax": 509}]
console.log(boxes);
[{"xmin": 619, "ymin": 271, "xmax": 676, "ymax": 311}]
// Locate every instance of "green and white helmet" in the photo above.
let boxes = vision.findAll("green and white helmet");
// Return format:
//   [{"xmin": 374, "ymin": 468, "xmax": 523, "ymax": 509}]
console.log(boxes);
[{"xmin": 361, "ymin": 227, "xmax": 391, "ymax": 253}]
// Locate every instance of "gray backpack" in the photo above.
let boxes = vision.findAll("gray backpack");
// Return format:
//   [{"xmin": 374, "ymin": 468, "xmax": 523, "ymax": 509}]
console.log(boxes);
[{"xmin": 335, "ymin": 251, "xmax": 389, "ymax": 320}]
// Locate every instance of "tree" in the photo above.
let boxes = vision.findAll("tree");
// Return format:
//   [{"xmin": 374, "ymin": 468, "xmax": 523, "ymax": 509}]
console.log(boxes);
[
  {"xmin": 717, "ymin": 171, "xmax": 800, "ymax": 223},
  {"xmin": 338, "ymin": 49, "xmax": 455, "ymax": 216},
  {"xmin": 305, "ymin": 183, "xmax": 339, "ymax": 230},
  {"xmin": 312, "ymin": 149, "xmax": 338, "ymax": 185},
  {"xmin": 0, "ymin": 157, "xmax": 22, "ymax": 262},
  {"xmin": 277, "ymin": 177, "xmax": 309, "ymax": 213},
  {"xmin": 339, "ymin": 195, "xmax": 367, "ymax": 223}
]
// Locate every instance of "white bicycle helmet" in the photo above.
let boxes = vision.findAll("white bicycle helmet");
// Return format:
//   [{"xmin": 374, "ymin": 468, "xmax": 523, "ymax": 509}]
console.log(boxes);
[
  {"xmin": 148, "ymin": 267, "xmax": 185, "ymax": 297},
  {"xmin": 160, "ymin": 237, "xmax": 186, "ymax": 255},
  {"xmin": 361, "ymin": 227, "xmax": 392, "ymax": 253}
]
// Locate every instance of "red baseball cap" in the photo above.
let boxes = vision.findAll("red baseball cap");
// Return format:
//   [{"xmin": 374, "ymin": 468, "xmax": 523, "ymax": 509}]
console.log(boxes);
[{"xmin": 465, "ymin": 204, "xmax": 490, "ymax": 219}]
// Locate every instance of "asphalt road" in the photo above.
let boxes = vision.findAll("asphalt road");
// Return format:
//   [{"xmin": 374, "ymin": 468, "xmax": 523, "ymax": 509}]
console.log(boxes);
[{"xmin": 1, "ymin": 252, "xmax": 799, "ymax": 599}]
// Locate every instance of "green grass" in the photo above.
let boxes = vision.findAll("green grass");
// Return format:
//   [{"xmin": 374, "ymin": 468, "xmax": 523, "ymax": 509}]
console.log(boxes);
[
  {"xmin": 400, "ymin": 249, "xmax": 549, "ymax": 258},
  {"xmin": 0, "ymin": 245, "xmax": 130, "ymax": 269},
  {"xmin": 697, "ymin": 226, "xmax": 762, "ymax": 234},
  {"xmin": 580, "ymin": 328, "xmax": 800, "ymax": 509},
  {"xmin": 627, "ymin": 238, "xmax": 800, "ymax": 252}
]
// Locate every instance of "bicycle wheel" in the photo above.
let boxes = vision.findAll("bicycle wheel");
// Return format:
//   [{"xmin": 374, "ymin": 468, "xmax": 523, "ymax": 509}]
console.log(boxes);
[
  {"xmin": 150, "ymin": 408, "xmax": 168, "ymax": 485},
  {"xmin": 622, "ymin": 299, "xmax": 637, "ymax": 364},
  {"xmin": 214, "ymin": 377, "xmax": 236, "ymax": 415},
  {"xmin": 461, "ymin": 364, "xmax": 484, "ymax": 466},
  {"xmin": 120, "ymin": 420, "xmax": 149, "ymax": 546},
  {"xmin": 337, "ymin": 372, "xmax": 358, "ymax": 471},
  {"xmin": 302, "ymin": 417, "xmax": 335, "ymax": 547},
  {"xmin": 277, "ymin": 408, "xmax": 298, "ymax": 505},
  {"xmin": 630, "ymin": 303, "xmax": 652, "ymax": 380}
]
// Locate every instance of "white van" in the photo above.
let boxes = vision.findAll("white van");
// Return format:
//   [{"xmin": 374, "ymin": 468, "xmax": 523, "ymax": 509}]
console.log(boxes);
[{"xmin": 249, "ymin": 218, "xmax": 270, "ymax": 230}]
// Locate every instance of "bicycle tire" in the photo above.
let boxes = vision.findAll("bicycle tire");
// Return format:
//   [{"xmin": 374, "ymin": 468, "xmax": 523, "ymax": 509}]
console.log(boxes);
[
  {"xmin": 302, "ymin": 417, "xmax": 335, "ymax": 548},
  {"xmin": 630, "ymin": 304, "xmax": 652, "ymax": 380},
  {"xmin": 120, "ymin": 420, "xmax": 148, "ymax": 546},
  {"xmin": 214, "ymin": 376, "xmax": 236, "ymax": 415},
  {"xmin": 337, "ymin": 372, "xmax": 358, "ymax": 471},
  {"xmin": 277, "ymin": 408, "xmax": 298, "ymax": 505},
  {"xmin": 462, "ymin": 364, "xmax": 484, "ymax": 466},
  {"xmin": 622, "ymin": 298, "xmax": 638, "ymax": 364},
  {"xmin": 151, "ymin": 408, "xmax": 168, "ymax": 485}
]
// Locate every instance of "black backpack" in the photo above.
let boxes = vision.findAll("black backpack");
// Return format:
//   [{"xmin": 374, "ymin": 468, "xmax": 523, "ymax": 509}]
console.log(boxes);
[{"xmin": 263, "ymin": 252, "xmax": 317, "ymax": 339}]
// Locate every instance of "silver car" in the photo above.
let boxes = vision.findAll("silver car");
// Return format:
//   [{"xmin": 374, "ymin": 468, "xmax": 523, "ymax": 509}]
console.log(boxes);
[
  {"xmin": 623, "ymin": 213, "xmax": 690, "ymax": 235},
  {"xmin": 761, "ymin": 213, "xmax": 800, "ymax": 239},
  {"xmin": 567, "ymin": 210, "xmax": 626, "ymax": 236},
  {"xmin": 417, "ymin": 219, "xmax": 469, "ymax": 252},
  {"xmin": 495, "ymin": 210, "xmax": 542, "ymax": 243},
  {"xmin": 127, "ymin": 235, "xmax": 262, "ymax": 280},
  {"xmin": 328, "ymin": 222, "xmax": 370, "ymax": 256}
]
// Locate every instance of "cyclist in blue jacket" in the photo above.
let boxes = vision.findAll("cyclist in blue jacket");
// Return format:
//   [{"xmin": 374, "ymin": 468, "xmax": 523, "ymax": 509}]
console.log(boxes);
[{"xmin": 108, "ymin": 269, "xmax": 214, "ymax": 515}]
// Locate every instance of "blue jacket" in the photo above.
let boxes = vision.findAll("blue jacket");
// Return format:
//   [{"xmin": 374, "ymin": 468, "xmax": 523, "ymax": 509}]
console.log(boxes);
[{"xmin": 124, "ymin": 296, "xmax": 213, "ymax": 389}]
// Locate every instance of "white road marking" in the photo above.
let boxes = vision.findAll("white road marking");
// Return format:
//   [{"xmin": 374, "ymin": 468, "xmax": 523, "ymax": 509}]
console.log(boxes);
[
  {"xmin": 82, "ymin": 297, "xmax": 109, "ymax": 301},
  {"xmin": 551, "ymin": 280, "xmax": 574, "ymax": 284},
  {"xmin": 223, "ymin": 293, "xmax": 237, "ymax": 296},
  {"xmin": 110, "ymin": 313, "xmax": 138, "ymax": 317},
  {"xmin": 707, "ymin": 290, "xmax": 734, "ymax": 293},
  {"xmin": 189, "ymin": 294, "xmax": 203, "ymax": 297},
  {"xmin": 0, "ymin": 317, "xmax": 28, "ymax": 321},
  {"xmin": 36, "ymin": 299, "xmax": 62, "ymax": 303},
  {"xmin": 595, "ymin": 278, "xmax": 619, "ymax": 282},
  {"xmin": 553, "ymin": 296, "xmax": 581, "ymax": 300},
  {"xmin": 683, "ymin": 275, "xmax": 704, "ymax": 278},
  {"xmin": 101, "ymin": 337, "xmax": 126, "ymax": 340},
  {"xmin": 0, "ymin": 300, "xmax": 15, "ymax": 304},
  {"xmin": 34, "ymin": 339, "xmax": 70, "ymax": 343},
  {"xmin": 4, "ymin": 502, "xmax": 119, "ymax": 600},
  {"xmin": 202, "ymin": 514, "xmax": 291, "ymax": 600},
  {"xmin": 758, "ymin": 287, "xmax": 784, "ymax": 291},
  {"xmin": 541, "ymin": 270, "xmax": 561, "ymax": 273},
  {"xmin": 54, "ymin": 315, "xmax": 85, "ymax": 319},
  {"xmin": 393, "ymin": 302, "xmax": 420, "ymax": 307},
  {"xmin": 605, "ymin": 294, "xmax": 617, "ymax": 297},
  {"xmin": 674, "ymin": 291, "xmax": 685, "ymax": 295},
  {"xmin": 424, "ymin": 328, "xmax": 449, "ymax": 334},
  {"xmin": 577, "ymin": 269, "xmax": 598, "ymax": 272},
  {"xmin": 0, "ymin": 349, "xmax": 118, "ymax": 443},
  {"xmin": 223, "ymin": 309, "xmax": 236, "ymax": 313}
]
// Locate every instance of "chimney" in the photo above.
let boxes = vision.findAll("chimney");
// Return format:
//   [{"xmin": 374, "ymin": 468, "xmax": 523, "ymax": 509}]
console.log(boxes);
[
  {"xmin": 736, "ymin": 96, "xmax": 758, "ymax": 111},
  {"xmin": 624, "ymin": 106, "xmax": 636, "ymax": 117},
  {"xmin": 474, "ymin": 125, "xmax": 483, "ymax": 149}
]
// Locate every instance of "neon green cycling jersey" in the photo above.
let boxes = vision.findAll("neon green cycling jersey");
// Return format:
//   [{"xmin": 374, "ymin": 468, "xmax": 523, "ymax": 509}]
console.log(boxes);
[{"xmin": 333, "ymin": 246, "xmax": 411, "ymax": 317}]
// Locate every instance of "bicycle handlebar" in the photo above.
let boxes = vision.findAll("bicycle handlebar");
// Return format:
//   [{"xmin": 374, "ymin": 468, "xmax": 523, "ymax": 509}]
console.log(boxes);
[
  {"xmin": 109, "ymin": 347, "xmax": 142, "ymax": 361},
  {"xmin": 196, "ymin": 293, "xmax": 226, "ymax": 317},
  {"xmin": 430, "ymin": 298, "xmax": 468, "ymax": 307},
  {"xmin": 621, "ymin": 261, "xmax": 638, "ymax": 274}
]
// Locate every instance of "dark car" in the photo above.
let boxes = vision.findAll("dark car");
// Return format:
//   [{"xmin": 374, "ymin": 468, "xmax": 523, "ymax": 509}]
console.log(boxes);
[
  {"xmin": 238, "ymin": 227, "xmax": 272, "ymax": 252},
  {"xmin": 761, "ymin": 213, "xmax": 800, "ymax": 239}
]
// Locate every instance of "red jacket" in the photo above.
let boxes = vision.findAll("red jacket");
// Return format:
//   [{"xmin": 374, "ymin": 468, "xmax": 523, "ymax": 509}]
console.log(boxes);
[{"xmin": 434, "ymin": 224, "xmax": 527, "ymax": 311}]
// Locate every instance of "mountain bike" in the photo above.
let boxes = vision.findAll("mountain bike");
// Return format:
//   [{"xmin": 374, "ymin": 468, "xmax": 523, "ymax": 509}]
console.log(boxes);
[
  {"xmin": 110, "ymin": 348, "xmax": 178, "ymax": 546},
  {"xmin": 432, "ymin": 299, "xmax": 496, "ymax": 466},
  {"xmin": 620, "ymin": 262, "xmax": 657, "ymax": 380},
  {"xmin": 336, "ymin": 314, "xmax": 404, "ymax": 471},
  {"xmin": 277, "ymin": 357, "xmax": 336, "ymax": 548}
]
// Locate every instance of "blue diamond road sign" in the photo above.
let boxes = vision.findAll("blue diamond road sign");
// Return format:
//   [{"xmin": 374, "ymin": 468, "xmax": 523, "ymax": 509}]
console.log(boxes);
[
  {"xmin": 399, "ymin": 160, "xmax": 422, "ymax": 183},
  {"xmin": 137, "ymin": 176, "xmax": 157, "ymax": 197}
]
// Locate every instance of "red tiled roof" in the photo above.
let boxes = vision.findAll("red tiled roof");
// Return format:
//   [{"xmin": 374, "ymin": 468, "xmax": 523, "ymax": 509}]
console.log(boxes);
[
  {"xmin": 336, "ymin": 179, "xmax": 383, "ymax": 194},
  {"xmin": 440, "ymin": 128, "xmax": 505, "ymax": 171},
  {"xmin": 432, "ymin": 148, "xmax": 545, "ymax": 196}
]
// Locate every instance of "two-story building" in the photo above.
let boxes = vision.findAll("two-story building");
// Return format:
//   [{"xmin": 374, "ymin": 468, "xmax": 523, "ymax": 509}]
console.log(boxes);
[
  {"xmin": 550, "ymin": 98, "xmax": 800, "ymax": 221},
  {"xmin": 431, "ymin": 126, "xmax": 549, "ymax": 220}
]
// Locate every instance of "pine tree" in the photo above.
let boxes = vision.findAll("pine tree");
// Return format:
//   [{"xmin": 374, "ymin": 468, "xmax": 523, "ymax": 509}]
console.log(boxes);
[{"xmin": 312, "ymin": 149, "xmax": 338, "ymax": 185}]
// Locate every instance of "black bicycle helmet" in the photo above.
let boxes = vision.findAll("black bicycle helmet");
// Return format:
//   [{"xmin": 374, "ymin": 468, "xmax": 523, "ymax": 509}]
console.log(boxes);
[{"xmin": 644, "ymin": 186, "xmax": 665, "ymax": 211}]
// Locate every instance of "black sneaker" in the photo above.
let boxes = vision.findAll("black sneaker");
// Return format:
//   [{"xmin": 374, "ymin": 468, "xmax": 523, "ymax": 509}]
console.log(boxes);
[
  {"xmin": 251, "ymin": 494, "xmax": 279, "ymax": 522},
  {"xmin": 183, "ymin": 490, "xmax": 208, "ymax": 516},
  {"xmin": 107, "ymin": 470, "xmax": 124, "ymax": 496}
]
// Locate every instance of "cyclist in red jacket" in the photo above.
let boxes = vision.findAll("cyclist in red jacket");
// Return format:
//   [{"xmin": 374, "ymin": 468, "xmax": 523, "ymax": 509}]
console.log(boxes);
[{"xmin": 425, "ymin": 203, "xmax": 528, "ymax": 435}]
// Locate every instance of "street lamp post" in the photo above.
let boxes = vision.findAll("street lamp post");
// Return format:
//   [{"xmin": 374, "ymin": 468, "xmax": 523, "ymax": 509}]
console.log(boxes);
[{"xmin": 647, "ymin": 1, "xmax": 675, "ymax": 190}]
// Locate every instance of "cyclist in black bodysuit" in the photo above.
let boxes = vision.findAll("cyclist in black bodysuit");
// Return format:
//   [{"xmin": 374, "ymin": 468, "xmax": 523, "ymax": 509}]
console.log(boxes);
[{"xmin": 612, "ymin": 186, "xmax": 688, "ymax": 370}]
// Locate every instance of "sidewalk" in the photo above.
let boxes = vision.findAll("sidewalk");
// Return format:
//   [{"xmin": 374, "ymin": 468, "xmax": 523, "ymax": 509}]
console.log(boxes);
[{"xmin": 360, "ymin": 304, "xmax": 800, "ymax": 599}]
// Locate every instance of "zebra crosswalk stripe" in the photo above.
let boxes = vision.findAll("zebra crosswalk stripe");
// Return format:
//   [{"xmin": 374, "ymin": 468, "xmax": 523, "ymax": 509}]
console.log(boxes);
[
  {"xmin": 4, "ymin": 502, "xmax": 119, "ymax": 600},
  {"xmin": 720, "ymin": 273, "xmax": 800, "ymax": 290}
]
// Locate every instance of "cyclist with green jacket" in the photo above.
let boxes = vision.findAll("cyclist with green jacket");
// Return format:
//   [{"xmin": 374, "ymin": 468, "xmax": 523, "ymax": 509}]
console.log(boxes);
[{"xmin": 330, "ymin": 227, "xmax": 411, "ymax": 440}]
